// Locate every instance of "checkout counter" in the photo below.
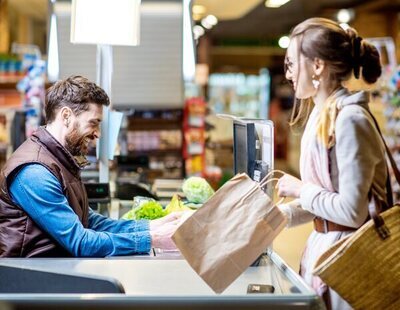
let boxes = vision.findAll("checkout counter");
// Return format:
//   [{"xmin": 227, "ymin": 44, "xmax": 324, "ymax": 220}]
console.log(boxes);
[{"xmin": 0, "ymin": 249, "xmax": 325, "ymax": 310}]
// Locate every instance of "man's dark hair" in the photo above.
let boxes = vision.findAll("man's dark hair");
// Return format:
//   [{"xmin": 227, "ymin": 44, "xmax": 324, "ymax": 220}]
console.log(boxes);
[{"xmin": 45, "ymin": 75, "xmax": 110, "ymax": 123}]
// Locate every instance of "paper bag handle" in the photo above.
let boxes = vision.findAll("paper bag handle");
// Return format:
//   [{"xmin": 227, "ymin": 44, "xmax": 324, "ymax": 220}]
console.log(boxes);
[
  {"xmin": 259, "ymin": 169, "xmax": 286, "ymax": 188},
  {"xmin": 262, "ymin": 177, "xmax": 285, "ymax": 205}
]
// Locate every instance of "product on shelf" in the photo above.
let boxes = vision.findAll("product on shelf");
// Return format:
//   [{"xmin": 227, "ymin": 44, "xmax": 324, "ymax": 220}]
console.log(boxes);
[
  {"xmin": 183, "ymin": 98, "xmax": 206, "ymax": 176},
  {"xmin": 118, "ymin": 109, "xmax": 184, "ymax": 181},
  {"xmin": 127, "ymin": 130, "xmax": 182, "ymax": 152}
]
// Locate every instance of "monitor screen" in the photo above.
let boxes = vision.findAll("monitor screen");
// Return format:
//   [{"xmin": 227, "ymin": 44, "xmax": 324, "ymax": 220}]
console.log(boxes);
[
  {"xmin": 233, "ymin": 123, "xmax": 248, "ymax": 174},
  {"xmin": 233, "ymin": 122, "xmax": 255, "ymax": 178}
]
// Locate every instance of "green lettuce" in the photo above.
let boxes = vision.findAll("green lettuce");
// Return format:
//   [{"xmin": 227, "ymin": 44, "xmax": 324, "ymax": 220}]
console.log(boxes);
[
  {"xmin": 122, "ymin": 201, "xmax": 166, "ymax": 220},
  {"xmin": 182, "ymin": 177, "xmax": 214, "ymax": 204}
]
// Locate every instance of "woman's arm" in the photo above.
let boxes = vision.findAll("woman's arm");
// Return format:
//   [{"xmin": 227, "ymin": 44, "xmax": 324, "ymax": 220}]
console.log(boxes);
[{"xmin": 279, "ymin": 199, "xmax": 315, "ymax": 227}]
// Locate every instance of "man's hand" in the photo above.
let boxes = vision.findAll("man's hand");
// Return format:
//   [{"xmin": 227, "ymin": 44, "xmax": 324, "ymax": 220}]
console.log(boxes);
[{"xmin": 276, "ymin": 174, "xmax": 304, "ymax": 198}]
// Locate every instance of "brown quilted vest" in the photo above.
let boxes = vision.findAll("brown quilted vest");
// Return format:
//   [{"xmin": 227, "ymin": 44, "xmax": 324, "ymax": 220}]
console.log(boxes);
[{"xmin": 0, "ymin": 127, "xmax": 89, "ymax": 257}]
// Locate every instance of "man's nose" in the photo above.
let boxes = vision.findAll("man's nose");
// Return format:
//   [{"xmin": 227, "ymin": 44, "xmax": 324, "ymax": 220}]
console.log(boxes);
[
  {"xmin": 285, "ymin": 70, "xmax": 292, "ymax": 81},
  {"xmin": 93, "ymin": 129, "xmax": 100, "ymax": 139}
]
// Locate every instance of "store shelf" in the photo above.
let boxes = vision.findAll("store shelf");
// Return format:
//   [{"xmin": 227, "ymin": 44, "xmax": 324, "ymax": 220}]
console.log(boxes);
[
  {"xmin": 118, "ymin": 108, "xmax": 185, "ymax": 182},
  {"xmin": 127, "ymin": 149, "xmax": 182, "ymax": 156},
  {"xmin": 0, "ymin": 81, "xmax": 52, "ymax": 90},
  {"xmin": 0, "ymin": 81, "xmax": 19, "ymax": 90},
  {"xmin": 128, "ymin": 119, "xmax": 182, "ymax": 131}
]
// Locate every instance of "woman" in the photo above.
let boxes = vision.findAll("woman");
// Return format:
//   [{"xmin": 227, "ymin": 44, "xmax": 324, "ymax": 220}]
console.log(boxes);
[{"xmin": 276, "ymin": 18, "xmax": 388, "ymax": 309}]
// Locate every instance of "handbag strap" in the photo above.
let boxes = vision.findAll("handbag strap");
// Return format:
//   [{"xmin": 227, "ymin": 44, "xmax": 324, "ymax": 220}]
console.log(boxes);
[
  {"xmin": 361, "ymin": 106, "xmax": 400, "ymax": 184},
  {"xmin": 357, "ymin": 104, "xmax": 398, "ymax": 239}
]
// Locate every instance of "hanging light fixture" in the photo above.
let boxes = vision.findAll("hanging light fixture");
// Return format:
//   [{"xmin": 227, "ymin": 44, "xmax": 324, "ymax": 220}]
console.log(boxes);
[
  {"xmin": 337, "ymin": 9, "xmax": 355, "ymax": 24},
  {"xmin": 265, "ymin": 0, "xmax": 291, "ymax": 8},
  {"xmin": 278, "ymin": 36, "xmax": 290, "ymax": 49},
  {"xmin": 70, "ymin": 0, "xmax": 141, "ymax": 46}
]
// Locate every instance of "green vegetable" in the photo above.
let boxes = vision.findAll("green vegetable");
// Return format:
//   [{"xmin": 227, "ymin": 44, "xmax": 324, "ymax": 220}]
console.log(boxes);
[
  {"xmin": 182, "ymin": 177, "xmax": 214, "ymax": 204},
  {"xmin": 122, "ymin": 201, "xmax": 166, "ymax": 220},
  {"xmin": 121, "ymin": 209, "xmax": 136, "ymax": 220}
]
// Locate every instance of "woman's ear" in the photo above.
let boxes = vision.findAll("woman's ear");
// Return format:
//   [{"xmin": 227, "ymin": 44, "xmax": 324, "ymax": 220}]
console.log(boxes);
[{"xmin": 313, "ymin": 58, "xmax": 325, "ymax": 76}]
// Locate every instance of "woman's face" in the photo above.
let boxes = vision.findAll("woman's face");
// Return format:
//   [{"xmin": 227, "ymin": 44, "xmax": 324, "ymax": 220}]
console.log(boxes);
[{"xmin": 285, "ymin": 37, "xmax": 316, "ymax": 99}]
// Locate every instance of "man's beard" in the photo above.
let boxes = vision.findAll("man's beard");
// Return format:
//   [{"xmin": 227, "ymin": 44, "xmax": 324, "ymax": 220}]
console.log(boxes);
[{"xmin": 65, "ymin": 123, "xmax": 93, "ymax": 156}]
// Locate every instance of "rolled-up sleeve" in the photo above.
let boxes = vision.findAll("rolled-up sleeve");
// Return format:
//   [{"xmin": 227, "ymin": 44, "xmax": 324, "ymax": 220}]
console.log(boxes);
[{"xmin": 279, "ymin": 199, "xmax": 315, "ymax": 227}]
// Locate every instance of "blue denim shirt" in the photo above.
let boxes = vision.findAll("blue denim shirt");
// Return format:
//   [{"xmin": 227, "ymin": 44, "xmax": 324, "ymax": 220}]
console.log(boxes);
[{"xmin": 9, "ymin": 164, "xmax": 151, "ymax": 257}]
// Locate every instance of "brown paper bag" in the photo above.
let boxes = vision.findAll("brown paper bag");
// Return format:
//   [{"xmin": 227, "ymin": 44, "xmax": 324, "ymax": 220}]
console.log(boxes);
[{"xmin": 172, "ymin": 173, "xmax": 287, "ymax": 294}]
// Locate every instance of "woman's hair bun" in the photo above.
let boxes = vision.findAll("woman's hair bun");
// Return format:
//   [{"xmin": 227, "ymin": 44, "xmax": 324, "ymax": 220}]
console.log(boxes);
[
  {"xmin": 346, "ymin": 27, "xmax": 381, "ymax": 84},
  {"xmin": 360, "ymin": 41, "xmax": 382, "ymax": 84}
]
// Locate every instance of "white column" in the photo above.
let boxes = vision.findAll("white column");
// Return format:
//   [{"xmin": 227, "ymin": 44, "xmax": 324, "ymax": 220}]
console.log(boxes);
[{"xmin": 96, "ymin": 44, "xmax": 113, "ymax": 183}]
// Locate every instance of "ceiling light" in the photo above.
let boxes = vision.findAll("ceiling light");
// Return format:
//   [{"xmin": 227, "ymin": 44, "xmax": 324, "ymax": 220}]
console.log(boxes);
[
  {"xmin": 193, "ymin": 25, "xmax": 205, "ymax": 40},
  {"xmin": 201, "ymin": 18, "xmax": 213, "ymax": 30},
  {"xmin": 193, "ymin": 14, "xmax": 202, "ymax": 21},
  {"xmin": 337, "ymin": 9, "xmax": 354, "ymax": 23},
  {"xmin": 204, "ymin": 15, "xmax": 218, "ymax": 26},
  {"xmin": 70, "ymin": 0, "xmax": 141, "ymax": 46},
  {"xmin": 339, "ymin": 23, "xmax": 350, "ymax": 31},
  {"xmin": 265, "ymin": 0, "xmax": 291, "ymax": 8},
  {"xmin": 278, "ymin": 35, "xmax": 290, "ymax": 49},
  {"xmin": 192, "ymin": 4, "xmax": 206, "ymax": 15}
]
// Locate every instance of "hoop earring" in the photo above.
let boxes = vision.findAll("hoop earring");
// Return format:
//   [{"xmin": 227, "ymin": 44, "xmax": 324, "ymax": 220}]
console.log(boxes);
[{"xmin": 312, "ymin": 74, "xmax": 320, "ymax": 90}]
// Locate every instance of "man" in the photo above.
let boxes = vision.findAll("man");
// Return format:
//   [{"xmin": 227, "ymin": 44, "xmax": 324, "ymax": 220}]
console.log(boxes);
[{"xmin": 0, "ymin": 75, "xmax": 180, "ymax": 257}]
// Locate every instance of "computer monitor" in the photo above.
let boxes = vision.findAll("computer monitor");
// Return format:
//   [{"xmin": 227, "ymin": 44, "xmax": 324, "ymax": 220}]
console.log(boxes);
[
  {"xmin": 233, "ymin": 119, "xmax": 273, "ymax": 183},
  {"xmin": 233, "ymin": 122, "xmax": 256, "ymax": 179}
]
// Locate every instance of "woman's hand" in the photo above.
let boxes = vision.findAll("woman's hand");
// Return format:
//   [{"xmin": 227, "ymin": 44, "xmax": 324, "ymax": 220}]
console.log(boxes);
[
  {"xmin": 276, "ymin": 174, "xmax": 304, "ymax": 198},
  {"xmin": 150, "ymin": 220, "xmax": 180, "ymax": 250},
  {"xmin": 149, "ymin": 211, "xmax": 190, "ymax": 250}
]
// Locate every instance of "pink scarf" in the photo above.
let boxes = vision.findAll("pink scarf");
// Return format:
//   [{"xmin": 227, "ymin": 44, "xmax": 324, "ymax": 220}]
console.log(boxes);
[
  {"xmin": 300, "ymin": 106, "xmax": 334, "ymax": 191},
  {"xmin": 300, "ymin": 88, "xmax": 349, "ymax": 190}
]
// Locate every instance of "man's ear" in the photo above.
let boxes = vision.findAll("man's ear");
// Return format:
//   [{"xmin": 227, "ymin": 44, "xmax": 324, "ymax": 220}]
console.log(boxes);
[
  {"xmin": 313, "ymin": 58, "xmax": 325, "ymax": 76},
  {"xmin": 60, "ymin": 107, "xmax": 72, "ymax": 127},
  {"xmin": 60, "ymin": 107, "xmax": 72, "ymax": 119}
]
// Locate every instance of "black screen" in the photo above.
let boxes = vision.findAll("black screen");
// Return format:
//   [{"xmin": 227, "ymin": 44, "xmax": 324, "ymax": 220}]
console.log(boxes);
[
  {"xmin": 233, "ymin": 122, "xmax": 256, "ymax": 178},
  {"xmin": 233, "ymin": 123, "xmax": 248, "ymax": 174}
]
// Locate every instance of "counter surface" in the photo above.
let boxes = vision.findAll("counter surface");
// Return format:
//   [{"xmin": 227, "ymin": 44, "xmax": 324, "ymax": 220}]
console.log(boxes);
[
  {"xmin": 0, "ymin": 251, "xmax": 325, "ymax": 309},
  {"xmin": 0, "ymin": 252, "xmax": 301, "ymax": 296}
]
